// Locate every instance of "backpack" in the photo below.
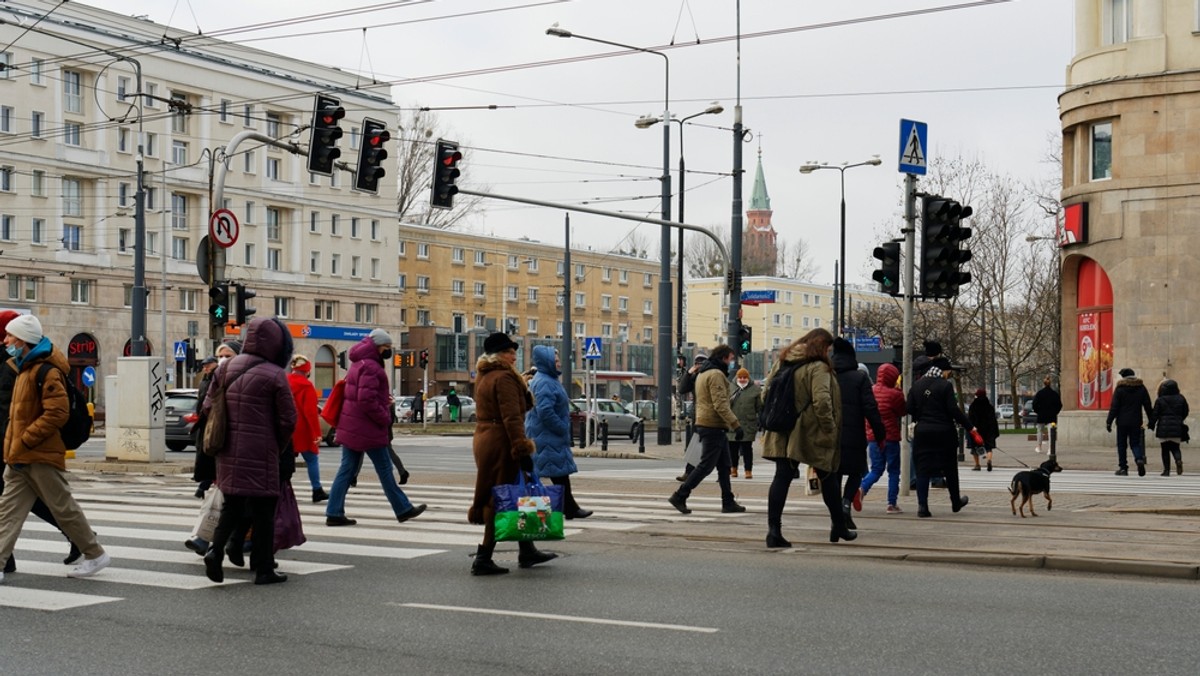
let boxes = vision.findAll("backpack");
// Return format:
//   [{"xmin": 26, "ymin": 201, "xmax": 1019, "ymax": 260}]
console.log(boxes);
[
  {"xmin": 35, "ymin": 363, "xmax": 92, "ymax": 450},
  {"xmin": 758, "ymin": 362, "xmax": 804, "ymax": 434},
  {"xmin": 320, "ymin": 378, "xmax": 347, "ymax": 426}
]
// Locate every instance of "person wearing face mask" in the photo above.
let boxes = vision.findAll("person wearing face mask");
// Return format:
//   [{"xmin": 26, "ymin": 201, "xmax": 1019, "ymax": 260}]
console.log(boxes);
[
  {"xmin": 668, "ymin": 345, "xmax": 746, "ymax": 515},
  {"xmin": 324, "ymin": 329, "xmax": 426, "ymax": 527},
  {"xmin": 907, "ymin": 356, "xmax": 983, "ymax": 518},
  {"xmin": 0, "ymin": 313, "xmax": 111, "ymax": 583},
  {"xmin": 726, "ymin": 368, "xmax": 761, "ymax": 479},
  {"xmin": 191, "ymin": 341, "xmax": 241, "ymax": 502}
]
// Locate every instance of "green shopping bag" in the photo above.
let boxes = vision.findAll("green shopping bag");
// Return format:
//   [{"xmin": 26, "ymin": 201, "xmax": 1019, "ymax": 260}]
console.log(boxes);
[{"xmin": 492, "ymin": 471, "xmax": 565, "ymax": 542}]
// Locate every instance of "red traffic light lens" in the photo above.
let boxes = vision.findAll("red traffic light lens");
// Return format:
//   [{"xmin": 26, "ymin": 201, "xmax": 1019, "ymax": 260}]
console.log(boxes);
[{"xmin": 441, "ymin": 150, "xmax": 462, "ymax": 166}]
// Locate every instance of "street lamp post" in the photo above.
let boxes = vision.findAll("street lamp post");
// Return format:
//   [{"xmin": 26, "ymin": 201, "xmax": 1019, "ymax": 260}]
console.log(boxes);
[
  {"xmin": 635, "ymin": 103, "xmax": 724, "ymax": 373},
  {"xmin": 798, "ymin": 157, "xmax": 882, "ymax": 336},
  {"xmin": 549, "ymin": 26, "xmax": 674, "ymax": 445}
]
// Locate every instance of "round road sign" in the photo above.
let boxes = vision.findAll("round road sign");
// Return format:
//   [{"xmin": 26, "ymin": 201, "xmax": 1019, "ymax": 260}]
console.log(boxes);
[{"xmin": 209, "ymin": 209, "xmax": 240, "ymax": 248}]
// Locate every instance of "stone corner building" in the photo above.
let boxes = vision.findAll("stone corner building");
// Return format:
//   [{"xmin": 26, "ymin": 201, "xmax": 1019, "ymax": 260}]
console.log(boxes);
[{"xmin": 1058, "ymin": 0, "xmax": 1200, "ymax": 446}]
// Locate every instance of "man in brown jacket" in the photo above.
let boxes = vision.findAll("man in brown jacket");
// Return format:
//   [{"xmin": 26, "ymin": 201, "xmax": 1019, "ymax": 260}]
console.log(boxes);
[
  {"xmin": 0, "ymin": 314, "xmax": 110, "ymax": 583},
  {"xmin": 668, "ymin": 345, "xmax": 746, "ymax": 515}
]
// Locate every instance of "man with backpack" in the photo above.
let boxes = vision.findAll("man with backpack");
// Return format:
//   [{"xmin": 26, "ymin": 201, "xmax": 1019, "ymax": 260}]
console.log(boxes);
[{"xmin": 0, "ymin": 313, "xmax": 110, "ymax": 583}]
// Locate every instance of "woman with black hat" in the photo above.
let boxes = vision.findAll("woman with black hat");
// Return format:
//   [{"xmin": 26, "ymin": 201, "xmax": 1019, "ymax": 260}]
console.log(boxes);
[
  {"xmin": 467, "ymin": 332, "xmax": 556, "ymax": 575},
  {"xmin": 906, "ymin": 356, "xmax": 983, "ymax": 517}
]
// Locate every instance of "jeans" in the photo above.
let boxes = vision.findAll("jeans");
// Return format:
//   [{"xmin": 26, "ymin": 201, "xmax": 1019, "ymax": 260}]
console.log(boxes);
[
  {"xmin": 676, "ymin": 426, "xmax": 734, "ymax": 503},
  {"xmin": 861, "ymin": 440, "xmax": 901, "ymax": 506},
  {"xmin": 326, "ymin": 446, "xmax": 414, "ymax": 519},
  {"xmin": 1116, "ymin": 426, "xmax": 1146, "ymax": 469},
  {"xmin": 299, "ymin": 451, "xmax": 322, "ymax": 490}
]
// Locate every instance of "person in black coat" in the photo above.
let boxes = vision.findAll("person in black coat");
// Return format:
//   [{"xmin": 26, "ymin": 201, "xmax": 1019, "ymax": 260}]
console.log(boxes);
[
  {"xmin": 0, "ymin": 311, "xmax": 77, "ymax": 573},
  {"xmin": 1149, "ymin": 379, "xmax": 1189, "ymax": 476},
  {"xmin": 1106, "ymin": 368, "xmax": 1154, "ymax": 476},
  {"xmin": 831, "ymin": 339, "xmax": 885, "ymax": 527},
  {"xmin": 906, "ymin": 357, "xmax": 982, "ymax": 518},
  {"xmin": 966, "ymin": 389, "xmax": 1000, "ymax": 472},
  {"xmin": 1031, "ymin": 376, "xmax": 1063, "ymax": 454}
]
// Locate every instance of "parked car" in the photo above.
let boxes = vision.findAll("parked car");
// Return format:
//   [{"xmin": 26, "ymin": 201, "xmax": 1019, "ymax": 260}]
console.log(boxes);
[
  {"xmin": 425, "ymin": 395, "xmax": 476, "ymax": 422},
  {"xmin": 626, "ymin": 399, "xmax": 658, "ymax": 422},
  {"xmin": 1021, "ymin": 400, "xmax": 1038, "ymax": 426},
  {"xmin": 164, "ymin": 388, "xmax": 199, "ymax": 452},
  {"xmin": 571, "ymin": 398, "xmax": 643, "ymax": 441},
  {"xmin": 395, "ymin": 395, "xmax": 416, "ymax": 422},
  {"xmin": 996, "ymin": 403, "xmax": 1015, "ymax": 421}
]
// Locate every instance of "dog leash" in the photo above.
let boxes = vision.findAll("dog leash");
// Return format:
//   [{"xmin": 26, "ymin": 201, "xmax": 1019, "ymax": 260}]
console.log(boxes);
[{"xmin": 988, "ymin": 445, "xmax": 1031, "ymax": 469}]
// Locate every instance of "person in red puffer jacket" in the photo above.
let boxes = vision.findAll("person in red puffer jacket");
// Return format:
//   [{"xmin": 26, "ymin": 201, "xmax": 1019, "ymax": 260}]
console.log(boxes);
[
  {"xmin": 288, "ymin": 355, "xmax": 328, "ymax": 504},
  {"xmin": 859, "ymin": 363, "xmax": 907, "ymax": 514}
]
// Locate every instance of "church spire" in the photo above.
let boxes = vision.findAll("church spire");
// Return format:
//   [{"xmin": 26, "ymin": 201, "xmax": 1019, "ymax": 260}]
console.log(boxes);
[{"xmin": 749, "ymin": 147, "xmax": 771, "ymax": 211}]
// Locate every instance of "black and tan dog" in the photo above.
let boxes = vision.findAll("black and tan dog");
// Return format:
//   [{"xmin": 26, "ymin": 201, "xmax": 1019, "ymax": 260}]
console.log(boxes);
[{"xmin": 1008, "ymin": 458, "xmax": 1063, "ymax": 517}]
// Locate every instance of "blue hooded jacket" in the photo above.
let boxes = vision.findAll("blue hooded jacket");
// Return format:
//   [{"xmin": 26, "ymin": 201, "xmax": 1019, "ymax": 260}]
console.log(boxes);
[{"xmin": 525, "ymin": 344, "xmax": 576, "ymax": 477}]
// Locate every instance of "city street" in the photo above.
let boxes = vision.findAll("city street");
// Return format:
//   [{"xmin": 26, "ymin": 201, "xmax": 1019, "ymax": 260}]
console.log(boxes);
[{"xmin": 3, "ymin": 436, "xmax": 1200, "ymax": 673}]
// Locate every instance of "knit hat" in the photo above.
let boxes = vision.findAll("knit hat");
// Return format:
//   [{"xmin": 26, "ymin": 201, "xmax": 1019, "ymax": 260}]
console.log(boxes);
[
  {"xmin": 291, "ymin": 355, "xmax": 312, "ymax": 374},
  {"xmin": 483, "ymin": 331, "xmax": 519, "ymax": 354},
  {"xmin": 1119, "ymin": 368, "xmax": 1135, "ymax": 378},
  {"xmin": 369, "ymin": 328, "xmax": 393, "ymax": 346},
  {"xmin": 736, "ymin": 367, "xmax": 750, "ymax": 378},
  {"xmin": 201, "ymin": 356, "xmax": 218, "ymax": 366},
  {"xmin": 220, "ymin": 339, "xmax": 243, "ymax": 355},
  {"xmin": 5, "ymin": 314, "xmax": 42, "ymax": 344},
  {"xmin": 694, "ymin": 353, "xmax": 708, "ymax": 363},
  {"xmin": 975, "ymin": 388, "xmax": 987, "ymax": 398},
  {"xmin": 923, "ymin": 340, "xmax": 943, "ymax": 358},
  {"xmin": 0, "ymin": 310, "xmax": 20, "ymax": 342}
]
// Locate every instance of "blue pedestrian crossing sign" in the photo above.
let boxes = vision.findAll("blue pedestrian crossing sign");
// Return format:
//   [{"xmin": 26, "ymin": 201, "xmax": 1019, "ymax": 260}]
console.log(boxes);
[
  {"xmin": 174, "ymin": 340, "xmax": 188, "ymax": 362},
  {"xmin": 898, "ymin": 119, "xmax": 928, "ymax": 175},
  {"xmin": 583, "ymin": 336, "xmax": 603, "ymax": 361}
]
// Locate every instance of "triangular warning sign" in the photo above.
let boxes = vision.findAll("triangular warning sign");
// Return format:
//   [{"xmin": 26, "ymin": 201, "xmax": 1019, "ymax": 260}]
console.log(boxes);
[{"xmin": 902, "ymin": 125, "xmax": 925, "ymax": 168}]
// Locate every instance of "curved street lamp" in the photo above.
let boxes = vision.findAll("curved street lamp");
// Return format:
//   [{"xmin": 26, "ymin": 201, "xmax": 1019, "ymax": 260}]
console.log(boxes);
[{"xmin": 798, "ymin": 157, "xmax": 882, "ymax": 336}]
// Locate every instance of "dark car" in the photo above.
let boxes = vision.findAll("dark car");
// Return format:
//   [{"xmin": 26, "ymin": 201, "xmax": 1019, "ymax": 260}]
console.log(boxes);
[{"xmin": 164, "ymin": 388, "xmax": 199, "ymax": 452}]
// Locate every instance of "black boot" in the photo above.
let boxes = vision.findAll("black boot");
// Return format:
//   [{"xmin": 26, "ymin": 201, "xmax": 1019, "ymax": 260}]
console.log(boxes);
[
  {"xmin": 203, "ymin": 547, "xmax": 224, "ymax": 583},
  {"xmin": 471, "ymin": 544, "xmax": 509, "ymax": 576},
  {"xmin": 830, "ymin": 517, "xmax": 858, "ymax": 543},
  {"xmin": 517, "ymin": 541, "xmax": 558, "ymax": 569},
  {"xmin": 766, "ymin": 525, "xmax": 791, "ymax": 549},
  {"xmin": 841, "ymin": 500, "xmax": 857, "ymax": 530},
  {"xmin": 225, "ymin": 540, "xmax": 245, "ymax": 568},
  {"xmin": 3, "ymin": 554, "xmax": 14, "ymax": 574},
  {"xmin": 312, "ymin": 488, "xmax": 330, "ymax": 503}
]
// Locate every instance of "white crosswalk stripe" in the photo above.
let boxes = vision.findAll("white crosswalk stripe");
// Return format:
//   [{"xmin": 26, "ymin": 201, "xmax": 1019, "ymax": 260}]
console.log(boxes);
[
  {"xmin": 959, "ymin": 468, "xmax": 1200, "ymax": 496},
  {"xmin": 1, "ymin": 474, "xmax": 764, "ymax": 612}
]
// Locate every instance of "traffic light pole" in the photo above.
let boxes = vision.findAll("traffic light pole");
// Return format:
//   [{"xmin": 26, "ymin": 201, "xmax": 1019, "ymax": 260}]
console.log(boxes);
[{"xmin": 900, "ymin": 173, "xmax": 918, "ymax": 497}]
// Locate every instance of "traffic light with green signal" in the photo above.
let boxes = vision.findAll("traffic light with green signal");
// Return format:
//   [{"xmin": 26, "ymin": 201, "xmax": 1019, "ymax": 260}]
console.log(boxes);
[
  {"xmin": 872, "ymin": 241, "xmax": 902, "ymax": 296},
  {"xmin": 736, "ymin": 323, "xmax": 753, "ymax": 356},
  {"xmin": 208, "ymin": 283, "xmax": 231, "ymax": 326}
]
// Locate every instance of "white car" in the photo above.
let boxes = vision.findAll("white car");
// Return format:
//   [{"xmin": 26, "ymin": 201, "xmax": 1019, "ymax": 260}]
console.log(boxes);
[
  {"xmin": 425, "ymin": 395, "xmax": 476, "ymax": 422},
  {"xmin": 996, "ymin": 404, "xmax": 1014, "ymax": 420}
]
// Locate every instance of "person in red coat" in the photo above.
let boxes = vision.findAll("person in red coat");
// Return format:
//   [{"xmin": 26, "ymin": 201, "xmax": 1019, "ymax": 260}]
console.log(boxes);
[{"xmin": 288, "ymin": 355, "xmax": 328, "ymax": 503}]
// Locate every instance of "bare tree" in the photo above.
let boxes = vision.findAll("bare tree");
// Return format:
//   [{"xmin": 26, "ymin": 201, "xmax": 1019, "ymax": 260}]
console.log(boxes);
[
  {"xmin": 774, "ymin": 237, "xmax": 819, "ymax": 280},
  {"xmin": 395, "ymin": 108, "xmax": 484, "ymax": 228},
  {"xmin": 684, "ymin": 223, "xmax": 729, "ymax": 278}
]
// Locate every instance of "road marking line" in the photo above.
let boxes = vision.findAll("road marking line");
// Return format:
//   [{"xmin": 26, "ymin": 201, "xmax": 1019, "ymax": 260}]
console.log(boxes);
[
  {"xmin": 399, "ymin": 602, "xmax": 719, "ymax": 633},
  {"xmin": 14, "ymin": 560, "xmax": 244, "ymax": 589},
  {"xmin": 0, "ymin": 586, "xmax": 123, "ymax": 611}
]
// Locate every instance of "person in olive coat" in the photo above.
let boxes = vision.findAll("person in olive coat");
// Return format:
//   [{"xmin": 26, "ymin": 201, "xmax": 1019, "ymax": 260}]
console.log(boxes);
[{"xmin": 726, "ymin": 367, "xmax": 761, "ymax": 479}]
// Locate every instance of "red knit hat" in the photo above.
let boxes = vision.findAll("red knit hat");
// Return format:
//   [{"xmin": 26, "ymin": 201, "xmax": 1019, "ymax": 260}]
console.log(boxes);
[
  {"xmin": 290, "ymin": 355, "xmax": 312, "ymax": 374},
  {"xmin": 0, "ymin": 310, "xmax": 20, "ymax": 342}
]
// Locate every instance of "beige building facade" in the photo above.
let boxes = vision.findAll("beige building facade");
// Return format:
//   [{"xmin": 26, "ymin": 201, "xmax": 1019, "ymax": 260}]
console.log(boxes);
[
  {"xmin": 0, "ymin": 2, "xmax": 401, "ymax": 406},
  {"xmin": 1057, "ymin": 0, "xmax": 1200, "ymax": 446}
]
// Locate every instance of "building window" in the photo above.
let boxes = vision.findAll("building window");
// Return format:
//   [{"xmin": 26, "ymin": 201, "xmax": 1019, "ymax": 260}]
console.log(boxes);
[
  {"xmin": 244, "ymin": 243, "xmax": 255, "ymax": 266},
  {"xmin": 574, "ymin": 292, "xmax": 585, "ymax": 308},
  {"xmin": 473, "ymin": 313, "xmax": 486, "ymax": 329},
  {"xmin": 31, "ymin": 112, "xmax": 43, "ymax": 138},
  {"xmin": 144, "ymin": 132, "xmax": 156, "ymax": 156},
  {"xmin": 31, "ymin": 218, "xmax": 44, "ymax": 244},
  {"xmin": 452, "ymin": 280, "xmax": 465, "ymax": 296},
  {"xmin": 556, "ymin": 261, "xmax": 565, "ymax": 277},
  {"xmin": 63, "ymin": 123, "xmax": 81, "ymax": 146},
  {"xmin": 416, "ymin": 309, "xmax": 430, "ymax": 325},
  {"xmin": 527, "ymin": 287, "xmax": 539, "ymax": 303},
  {"xmin": 244, "ymin": 150, "xmax": 255, "ymax": 173},
  {"xmin": 398, "ymin": 274, "xmax": 407, "ymax": 290},
  {"xmin": 314, "ymin": 300, "xmax": 336, "ymax": 321},
  {"xmin": 556, "ymin": 321, "xmax": 564, "ymax": 337},
  {"xmin": 371, "ymin": 219, "xmax": 380, "ymax": 241},
  {"xmin": 62, "ymin": 224, "xmax": 82, "ymax": 251},
  {"xmin": 310, "ymin": 251, "xmax": 320, "ymax": 273},
  {"xmin": 275, "ymin": 297, "xmax": 292, "ymax": 318},
  {"xmin": 266, "ymin": 157, "xmax": 280, "ymax": 180},
  {"xmin": 266, "ymin": 113, "xmax": 281, "ymax": 138},
  {"xmin": 371, "ymin": 258, "xmax": 380, "ymax": 279},
  {"xmin": 171, "ymin": 94, "xmax": 189, "ymax": 134},
  {"xmin": 619, "ymin": 296, "xmax": 629, "ymax": 313},
  {"xmin": 219, "ymin": 99, "xmax": 230, "ymax": 122},
  {"xmin": 575, "ymin": 263, "xmax": 585, "ymax": 280},
  {"xmin": 70, "ymin": 279, "xmax": 92, "ymax": 303},
  {"xmin": 171, "ymin": 193, "xmax": 187, "ymax": 229},
  {"xmin": 355, "ymin": 303, "xmax": 377, "ymax": 324},
  {"xmin": 0, "ymin": 167, "xmax": 10, "ymax": 192},
  {"xmin": 32, "ymin": 171, "xmax": 45, "ymax": 197},
  {"xmin": 527, "ymin": 258, "xmax": 539, "ymax": 273},
  {"xmin": 643, "ymin": 300, "xmax": 653, "ymax": 315},
  {"xmin": 117, "ymin": 128, "xmax": 129, "ymax": 152},
  {"xmin": 0, "ymin": 52, "xmax": 9, "ymax": 80},
  {"xmin": 179, "ymin": 288, "xmax": 197, "ymax": 312},
  {"xmin": 30, "ymin": 58, "xmax": 44, "ymax": 85},
  {"xmin": 452, "ymin": 247, "xmax": 465, "ymax": 263},
  {"xmin": 1105, "ymin": 0, "xmax": 1130, "ymax": 45},
  {"xmin": 351, "ymin": 255, "xmax": 361, "ymax": 278},
  {"xmin": 63, "ymin": 70, "xmax": 83, "ymax": 113},
  {"xmin": 350, "ymin": 217, "xmax": 360, "ymax": 239},
  {"xmin": 330, "ymin": 214, "xmax": 340, "ymax": 236},
  {"xmin": 574, "ymin": 322, "xmax": 586, "ymax": 338},
  {"xmin": 118, "ymin": 228, "xmax": 130, "ymax": 253},
  {"xmin": 601, "ymin": 294, "xmax": 612, "ymax": 310},
  {"xmin": 474, "ymin": 282, "xmax": 486, "ymax": 298},
  {"xmin": 0, "ymin": 106, "xmax": 11, "ymax": 133},
  {"xmin": 267, "ymin": 248, "xmax": 281, "ymax": 271},
  {"xmin": 417, "ymin": 276, "xmax": 430, "ymax": 293},
  {"xmin": 172, "ymin": 236, "xmax": 189, "ymax": 260},
  {"xmin": 474, "ymin": 250, "xmax": 486, "ymax": 266},
  {"xmin": 330, "ymin": 253, "xmax": 340, "ymax": 276},
  {"xmin": 399, "ymin": 241, "xmax": 407, "ymax": 256},
  {"xmin": 507, "ymin": 285, "xmax": 518, "ymax": 302},
  {"xmin": 310, "ymin": 211, "xmax": 320, "ymax": 233},
  {"xmin": 62, "ymin": 178, "xmax": 82, "ymax": 217},
  {"xmin": 266, "ymin": 208, "xmax": 281, "ymax": 241},
  {"xmin": 8, "ymin": 275, "xmax": 38, "ymax": 301},
  {"xmin": 0, "ymin": 214, "xmax": 12, "ymax": 240},
  {"xmin": 417, "ymin": 243, "xmax": 430, "ymax": 259},
  {"xmin": 619, "ymin": 270, "xmax": 629, "ymax": 284},
  {"xmin": 602, "ymin": 267, "xmax": 612, "ymax": 282},
  {"xmin": 146, "ymin": 231, "xmax": 158, "ymax": 256},
  {"xmin": 244, "ymin": 104, "xmax": 254, "ymax": 127},
  {"xmin": 602, "ymin": 323, "xmax": 612, "ymax": 337},
  {"xmin": 643, "ymin": 273, "xmax": 653, "ymax": 287},
  {"xmin": 144, "ymin": 82, "xmax": 158, "ymax": 108},
  {"xmin": 1091, "ymin": 121, "xmax": 1113, "ymax": 181},
  {"xmin": 643, "ymin": 327, "xmax": 653, "ymax": 343},
  {"xmin": 244, "ymin": 201, "xmax": 255, "ymax": 224}
]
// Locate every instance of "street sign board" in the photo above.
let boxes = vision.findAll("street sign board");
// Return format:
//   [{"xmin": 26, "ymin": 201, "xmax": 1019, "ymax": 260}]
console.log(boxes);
[
  {"xmin": 583, "ymin": 336, "xmax": 603, "ymax": 360},
  {"xmin": 854, "ymin": 336, "xmax": 882, "ymax": 353},
  {"xmin": 209, "ymin": 209, "xmax": 240, "ymax": 248},
  {"xmin": 740, "ymin": 289, "xmax": 777, "ymax": 306},
  {"xmin": 898, "ymin": 119, "xmax": 928, "ymax": 175},
  {"xmin": 174, "ymin": 340, "xmax": 188, "ymax": 362},
  {"xmin": 82, "ymin": 366, "xmax": 96, "ymax": 388}
]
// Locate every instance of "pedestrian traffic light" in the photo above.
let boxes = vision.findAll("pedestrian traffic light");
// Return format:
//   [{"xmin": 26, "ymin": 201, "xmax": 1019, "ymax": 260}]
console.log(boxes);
[
  {"xmin": 419, "ymin": 349, "xmax": 430, "ymax": 369},
  {"xmin": 920, "ymin": 196, "xmax": 974, "ymax": 298},
  {"xmin": 208, "ymin": 283, "xmax": 231, "ymax": 326},
  {"xmin": 872, "ymin": 241, "xmax": 902, "ymax": 297},
  {"xmin": 307, "ymin": 94, "xmax": 345, "ymax": 176},
  {"xmin": 353, "ymin": 117, "xmax": 391, "ymax": 194},
  {"xmin": 736, "ymin": 323, "xmax": 752, "ymax": 356},
  {"xmin": 430, "ymin": 139, "xmax": 461, "ymax": 209},
  {"xmin": 234, "ymin": 283, "xmax": 257, "ymax": 325},
  {"xmin": 337, "ymin": 351, "xmax": 348, "ymax": 369}
]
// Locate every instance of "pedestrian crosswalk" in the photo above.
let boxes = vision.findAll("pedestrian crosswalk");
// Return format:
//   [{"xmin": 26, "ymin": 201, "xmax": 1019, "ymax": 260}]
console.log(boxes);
[
  {"xmin": 0, "ymin": 472, "xmax": 769, "ymax": 612},
  {"xmin": 958, "ymin": 467, "xmax": 1200, "ymax": 497}
]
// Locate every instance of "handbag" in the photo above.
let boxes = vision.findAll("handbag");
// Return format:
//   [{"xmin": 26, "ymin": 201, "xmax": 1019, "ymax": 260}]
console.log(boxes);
[
  {"xmin": 273, "ymin": 481, "xmax": 306, "ymax": 553},
  {"xmin": 1183, "ymin": 423, "xmax": 1190, "ymax": 444},
  {"xmin": 492, "ymin": 471, "xmax": 565, "ymax": 542},
  {"xmin": 192, "ymin": 487, "xmax": 224, "ymax": 542},
  {"xmin": 202, "ymin": 364, "xmax": 248, "ymax": 457},
  {"xmin": 682, "ymin": 434, "xmax": 703, "ymax": 467}
]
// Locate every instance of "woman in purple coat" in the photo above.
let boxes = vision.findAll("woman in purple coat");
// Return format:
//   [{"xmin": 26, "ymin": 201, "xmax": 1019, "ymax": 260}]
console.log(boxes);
[{"xmin": 201, "ymin": 317, "xmax": 297, "ymax": 585}]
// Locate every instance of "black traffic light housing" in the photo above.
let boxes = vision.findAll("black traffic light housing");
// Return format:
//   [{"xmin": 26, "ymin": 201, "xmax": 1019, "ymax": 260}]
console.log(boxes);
[
  {"xmin": 233, "ymin": 283, "xmax": 257, "ymax": 326},
  {"xmin": 419, "ymin": 349, "xmax": 430, "ymax": 369},
  {"xmin": 430, "ymin": 139, "xmax": 461, "ymax": 209},
  {"xmin": 353, "ymin": 117, "xmax": 391, "ymax": 194},
  {"xmin": 736, "ymin": 323, "xmax": 753, "ymax": 356},
  {"xmin": 872, "ymin": 241, "xmax": 902, "ymax": 296},
  {"xmin": 307, "ymin": 94, "xmax": 345, "ymax": 176},
  {"xmin": 337, "ymin": 351, "xmax": 348, "ymax": 370},
  {"xmin": 919, "ymin": 196, "xmax": 974, "ymax": 299},
  {"xmin": 208, "ymin": 283, "xmax": 231, "ymax": 326}
]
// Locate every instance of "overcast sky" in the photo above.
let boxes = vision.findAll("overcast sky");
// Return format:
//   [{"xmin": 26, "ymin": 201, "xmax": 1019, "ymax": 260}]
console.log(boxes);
[{"xmin": 81, "ymin": 0, "xmax": 1074, "ymax": 286}]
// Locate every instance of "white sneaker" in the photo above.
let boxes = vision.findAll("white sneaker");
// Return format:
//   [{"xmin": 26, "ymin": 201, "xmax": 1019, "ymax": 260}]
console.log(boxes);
[
  {"xmin": 1034, "ymin": 445, "xmax": 1043, "ymax": 454},
  {"xmin": 68, "ymin": 553, "xmax": 111, "ymax": 578}
]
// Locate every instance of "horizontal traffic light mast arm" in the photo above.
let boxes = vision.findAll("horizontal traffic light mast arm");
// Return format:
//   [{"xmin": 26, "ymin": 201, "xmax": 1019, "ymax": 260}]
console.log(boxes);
[
  {"xmin": 456, "ymin": 187, "xmax": 730, "ymax": 275},
  {"xmin": 213, "ymin": 130, "xmax": 351, "ymax": 210}
]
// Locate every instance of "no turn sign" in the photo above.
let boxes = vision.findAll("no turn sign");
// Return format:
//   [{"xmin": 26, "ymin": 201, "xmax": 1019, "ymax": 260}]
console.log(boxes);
[{"xmin": 209, "ymin": 209, "xmax": 240, "ymax": 248}]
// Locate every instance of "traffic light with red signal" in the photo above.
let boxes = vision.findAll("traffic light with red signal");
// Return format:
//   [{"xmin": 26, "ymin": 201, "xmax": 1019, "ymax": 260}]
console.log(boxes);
[
  {"xmin": 307, "ymin": 94, "xmax": 345, "ymax": 176},
  {"xmin": 430, "ymin": 139, "xmax": 461, "ymax": 209},
  {"xmin": 353, "ymin": 117, "xmax": 391, "ymax": 194}
]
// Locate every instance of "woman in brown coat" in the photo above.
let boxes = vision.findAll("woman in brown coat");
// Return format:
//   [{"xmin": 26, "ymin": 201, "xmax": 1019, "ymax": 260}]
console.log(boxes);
[{"xmin": 468, "ymin": 332, "xmax": 557, "ymax": 576}]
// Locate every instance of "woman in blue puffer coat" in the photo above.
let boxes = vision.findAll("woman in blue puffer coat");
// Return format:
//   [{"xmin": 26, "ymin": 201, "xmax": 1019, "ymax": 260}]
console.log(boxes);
[{"xmin": 525, "ymin": 345, "xmax": 592, "ymax": 519}]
